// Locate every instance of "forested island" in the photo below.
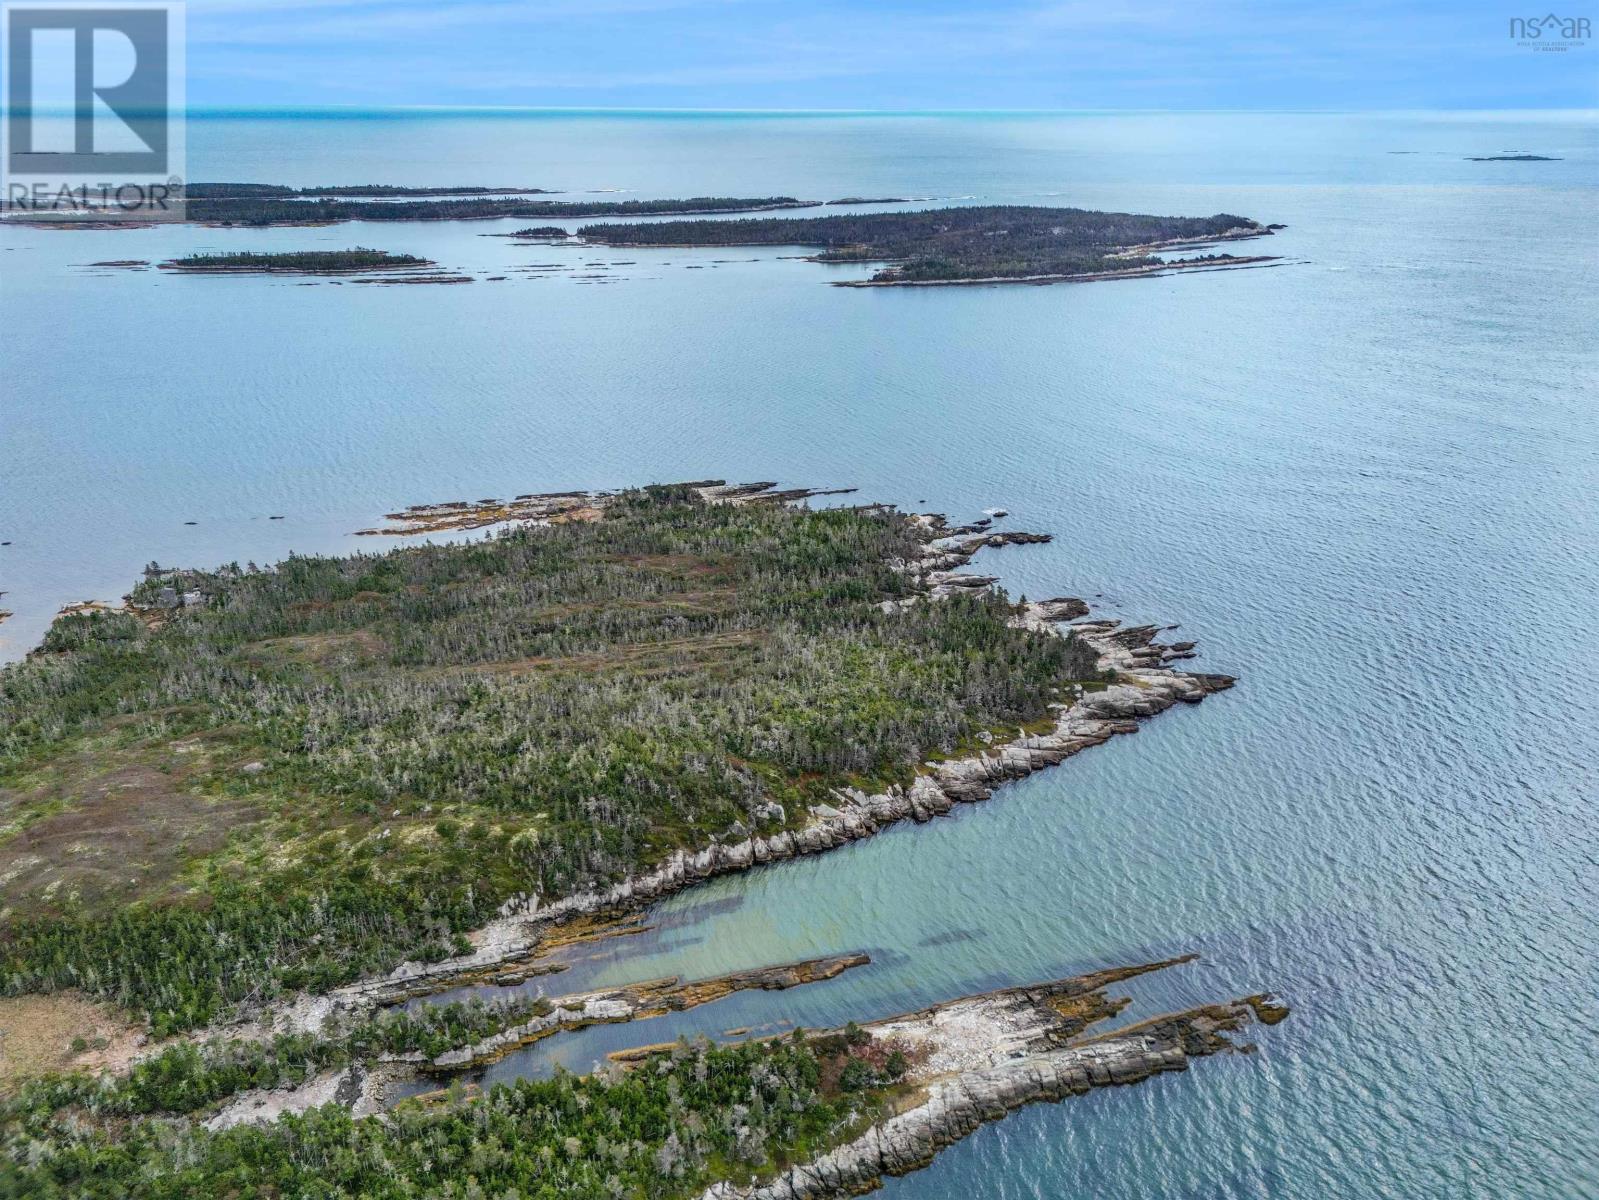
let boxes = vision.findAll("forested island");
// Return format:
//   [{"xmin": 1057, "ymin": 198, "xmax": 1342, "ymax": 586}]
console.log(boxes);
[
  {"xmin": 160, "ymin": 248, "xmax": 432, "ymax": 274},
  {"xmin": 185, "ymin": 183, "xmax": 553, "ymax": 198},
  {"xmin": 0, "ymin": 481, "xmax": 1274, "ymax": 1198},
  {"xmin": 176, "ymin": 186, "xmax": 819, "ymax": 226},
  {"xmin": 577, "ymin": 205, "xmax": 1276, "ymax": 284}
]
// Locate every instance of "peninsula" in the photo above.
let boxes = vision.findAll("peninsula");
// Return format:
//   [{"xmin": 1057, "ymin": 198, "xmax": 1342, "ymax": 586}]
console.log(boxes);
[
  {"xmin": 0, "ymin": 480, "xmax": 1276, "ymax": 1198},
  {"xmin": 0, "ymin": 482, "xmax": 1236, "ymax": 1027}
]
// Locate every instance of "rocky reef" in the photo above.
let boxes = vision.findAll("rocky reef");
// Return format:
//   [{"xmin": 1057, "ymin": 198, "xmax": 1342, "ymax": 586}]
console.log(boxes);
[
  {"xmin": 689, "ymin": 957, "xmax": 1287, "ymax": 1200},
  {"xmin": 355, "ymin": 480, "xmax": 859, "ymax": 536},
  {"xmin": 428, "ymin": 952, "xmax": 869, "ymax": 1071}
]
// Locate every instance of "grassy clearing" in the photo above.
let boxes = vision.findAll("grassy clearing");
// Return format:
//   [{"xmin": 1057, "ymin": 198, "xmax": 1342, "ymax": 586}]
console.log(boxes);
[{"xmin": 0, "ymin": 994, "xmax": 145, "ymax": 1088}]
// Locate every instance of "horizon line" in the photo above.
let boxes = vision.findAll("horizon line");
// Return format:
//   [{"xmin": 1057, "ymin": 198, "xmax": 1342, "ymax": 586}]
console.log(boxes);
[{"xmin": 167, "ymin": 104, "xmax": 1599, "ymax": 117}]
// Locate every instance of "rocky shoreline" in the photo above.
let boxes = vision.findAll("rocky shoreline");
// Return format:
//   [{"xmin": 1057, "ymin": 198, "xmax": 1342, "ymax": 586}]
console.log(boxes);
[{"xmin": 697, "ymin": 961, "xmax": 1283, "ymax": 1200}]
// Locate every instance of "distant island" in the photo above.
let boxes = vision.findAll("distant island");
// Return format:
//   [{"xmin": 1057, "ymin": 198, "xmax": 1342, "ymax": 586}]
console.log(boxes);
[
  {"xmin": 184, "ymin": 183, "xmax": 554, "ymax": 199},
  {"xmin": 578, "ymin": 204, "xmax": 1278, "ymax": 285},
  {"xmin": 1466, "ymin": 154, "xmax": 1561, "ymax": 161},
  {"xmin": 5, "ymin": 187, "xmax": 1281, "ymax": 283},
  {"xmin": 159, "ymin": 248, "xmax": 433, "ymax": 274},
  {"xmin": 175, "ymin": 186, "xmax": 822, "ymax": 226}
]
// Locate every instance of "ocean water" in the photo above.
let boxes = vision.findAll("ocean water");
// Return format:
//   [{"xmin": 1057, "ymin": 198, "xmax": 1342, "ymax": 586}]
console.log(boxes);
[{"xmin": 3, "ymin": 111, "xmax": 1598, "ymax": 1198}]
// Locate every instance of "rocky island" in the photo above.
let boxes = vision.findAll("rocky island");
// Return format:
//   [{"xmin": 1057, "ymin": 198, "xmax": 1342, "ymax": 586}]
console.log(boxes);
[{"xmin": 0, "ymin": 479, "xmax": 1278, "ymax": 1197}]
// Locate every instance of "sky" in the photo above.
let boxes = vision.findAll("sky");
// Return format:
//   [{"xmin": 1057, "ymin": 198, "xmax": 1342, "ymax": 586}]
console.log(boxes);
[{"xmin": 174, "ymin": 0, "xmax": 1598, "ymax": 110}]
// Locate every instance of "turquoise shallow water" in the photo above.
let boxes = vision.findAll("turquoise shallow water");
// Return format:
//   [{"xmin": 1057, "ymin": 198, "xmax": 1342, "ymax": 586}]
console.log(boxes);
[{"xmin": 2, "ymin": 111, "xmax": 1597, "ymax": 1198}]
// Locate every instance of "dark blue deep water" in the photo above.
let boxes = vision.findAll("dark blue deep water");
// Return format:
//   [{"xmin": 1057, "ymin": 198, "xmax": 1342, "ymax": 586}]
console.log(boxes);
[{"xmin": 3, "ymin": 111, "xmax": 1596, "ymax": 1198}]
